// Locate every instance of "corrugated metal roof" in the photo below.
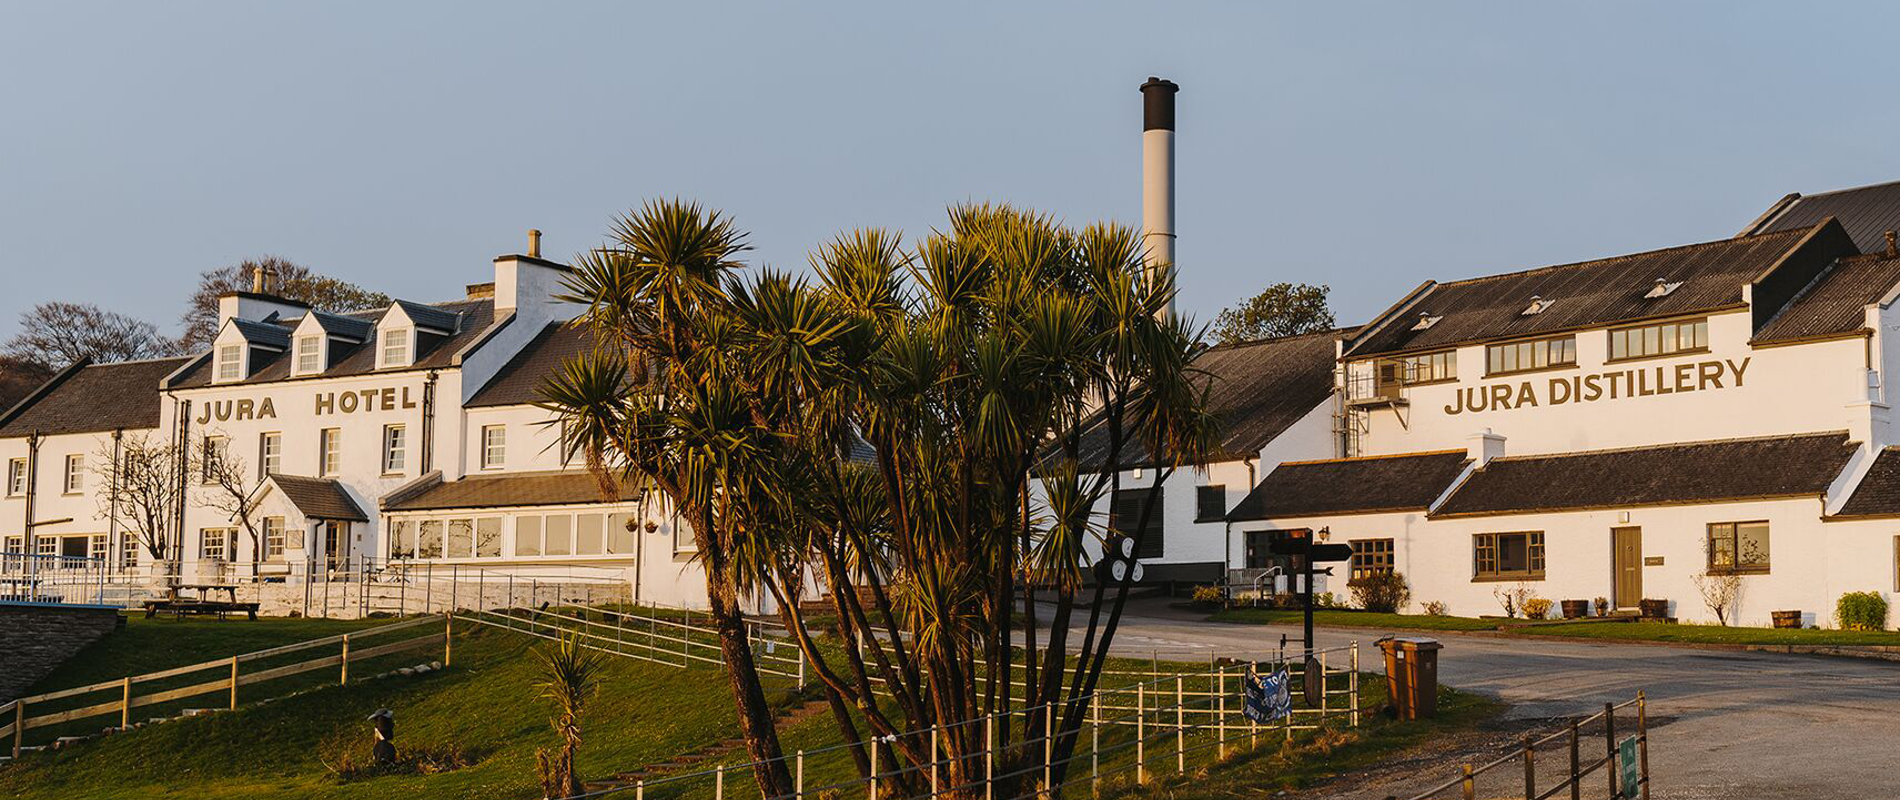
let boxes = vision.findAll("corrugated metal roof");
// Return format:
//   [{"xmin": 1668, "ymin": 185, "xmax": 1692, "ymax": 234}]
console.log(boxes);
[
  {"xmin": 1226, "ymin": 450, "xmax": 1470, "ymax": 521},
  {"xmin": 0, "ymin": 357, "xmax": 191, "ymax": 438},
  {"xmin": 1753, "ymin": 253, "xmax": 1900, "ymax": 344},
  {"xmin": 1432, "ymin": 432, "xmax": 1853, "ymax": 517},
  {"xmin": 1346, "ymin": 226, "xmax": 1835, "ymax": 358},
  {"xmin": 1746, "ymin": 179, "xmax": 1900, "ymax": 253},
  {"xmin": 1068, "ymin": 328, "xmax": 1348, "ymax": 471}
]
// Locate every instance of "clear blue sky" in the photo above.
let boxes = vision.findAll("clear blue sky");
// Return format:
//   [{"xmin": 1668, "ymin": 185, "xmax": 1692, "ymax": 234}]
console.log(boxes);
[{"xmin": 6, "ymin": 2, "xmax": 1900, "ymax": 342}]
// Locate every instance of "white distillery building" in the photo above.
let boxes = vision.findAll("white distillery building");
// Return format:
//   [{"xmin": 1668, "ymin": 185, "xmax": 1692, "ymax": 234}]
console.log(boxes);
[
  {"xmin": 0, "ymin": 241, "xmax": 721, "ymax": 615},
  {"xmin": 1080, "ymin": 179, "xmax": 1900, "ymax": 627}
]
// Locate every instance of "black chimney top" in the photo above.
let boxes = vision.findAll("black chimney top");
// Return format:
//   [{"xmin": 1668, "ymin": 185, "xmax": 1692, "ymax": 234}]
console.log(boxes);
[{"xmin": 1141, "ymin": 77, "xmax": 1178, "ymax": 132}]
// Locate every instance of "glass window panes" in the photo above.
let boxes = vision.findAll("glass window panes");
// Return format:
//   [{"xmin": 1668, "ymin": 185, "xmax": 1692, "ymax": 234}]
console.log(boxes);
[
  {"xmin": 382, "ymin": 329, "xmax": 409, "ymax": 366},
  {"xmin": 382, "ymin": 425, "xmax": 406, "ymax": 474},
  {"xmin": 418, "ymin": 520, "xmax": 443, "ymax": 559},
  {"xmin": 259, "ymin": 432, "xmax": 281, "ymax": 477},
  {"xmin": 319, "ymin": 429, "xmax": 341, "ymax": 476},
  {"xmin": 515, "ymin": 516, "xmax": 542, "ymax": 557},
  {"xmin": 216, "ymin": 345, "xmax": 242, "ymax": 381},
  {"xmin": 121, "ymin": 532, "xmax": 137, "ymax": 568},
  {"xmin": 576, "ymin": 513, "xmax": 604, "ymax": 555},
  {"xmin": 1486, "ymin": 336, "xmax": 1576, "ymax": 376},
  {"xmin": 201, "ymin": 528, "xmax": 227, "ymax": 561},
  {"xmin": 1195, "ymin": 485, "xmax": 1226, "ymax": 521},
  {"xmin": 674, "ymin": 515, "xmax": 695, "ymax": 552},
  {"xmin": 544, "ymin": 514, "xmax": 572, "ymax": 556},
  {"xmin": 390, "ymin": 520, "xmax": 414, "ymax": 559},
  {"xmin": 481, "ymin": 426, "xmax": 506, "ymax": 469},
  {"xmin": 1349, "ymin": 539, "xmax": 1395, "ymax": 580},
  {"xmin": 64, "ymin": 454, "xmax": 83, "ymax": 493},
  {"xmin": 1396, "ymin": 350, "xmax": 1456, "ymax": 384},
  {"xmin": 1473, "ymin": 532, "xmax": 1544, "ymax": 579},
  {"xmin": 447, "ymin": 518, "xmax": 474, "ymax": 558},
  {"xmin": 264, "ymin": 517, "xmax": 286, "ymax": 558},
  {"xmin": 1610, "ymin": 318, "xmax": 1707, "ymax": 361},
  {"xmin": 296, "ymin": 335, "xmax": 321, "ymax": 373},
  {"xmin": 607, "ymin": 512, "xmax": 635, "ymax": 554},
  {"xmin": 7, "ymin": 459, "xmax": 24, "ymax": 495},
  {"xmin": 476, "ymin": 518, "xmax": 502, "ymax": 558},
  {"xmin": 1707, "ymin": 521, "xmax": 1769, "ymax": 573}
]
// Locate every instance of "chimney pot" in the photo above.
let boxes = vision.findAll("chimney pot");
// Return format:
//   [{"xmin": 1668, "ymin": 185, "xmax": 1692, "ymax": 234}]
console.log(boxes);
[
  {"xmin": 251, "ymin": 265, "xmax": 266, "ymax": 294},
  {"xmin": 528, "ymin": 229, "xmax": 542, "ymax": 259}
]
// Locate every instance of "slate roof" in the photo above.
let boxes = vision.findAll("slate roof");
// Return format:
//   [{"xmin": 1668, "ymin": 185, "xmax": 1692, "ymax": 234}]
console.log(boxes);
[
  {"xmin": 1744, "ymin": 179, "xmax": 1900, "ymax": 254},
  {"xmin": 169, "ymin": 299, "xmax": 496, "ymax": 388},
  {"xmin": 0, "ymin": 357, "xmax": 191, "ymax": 438},
  {"xmin": 268, "ymin": 474, "xmax": 368, "ymax": 521},
  {"xmin": 1226, "ymin": 450, "xmax": 1471, "ymax": 521},
  {"xmin": 1070, "ymin": 328, "xmax": 1349, "ymax": 470},
  {"xmin": 1345, "ymin": 224, "xmax": 1853, "ymax": 359},
  {"xmin": 392, "ymin": 299, "xmax": 462, "ymax": 333},
  {"xmin": 382, "ymin": 470, "xmax": 642, "ymax": 511},
  {"xmin": 300, "ymin": 310, "xmax": 374, "ymax": 341},
  {"xmin": 1752, "ymin": 253, "xmax": 1900, "ymax": 345},
  {"xmin": 230, "ymin": 317, "xmax": 292, "ymax": 349},
  {"xmin": 467, "ymin": 323, "xmax": 588, "ymax": 408},
  {"xmin": 1432, "ymin": 432, "xmax": 1854, "ymax": 518},
  {"xmin": 1829, "ymin": 446, "xmax": 1900, "ymax": 519}
]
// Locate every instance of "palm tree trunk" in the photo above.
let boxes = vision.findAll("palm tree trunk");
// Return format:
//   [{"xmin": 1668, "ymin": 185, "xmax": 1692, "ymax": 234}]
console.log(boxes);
[{"xmin": 696, "ymin": 510, "xmax": 794, "ymax": 798}]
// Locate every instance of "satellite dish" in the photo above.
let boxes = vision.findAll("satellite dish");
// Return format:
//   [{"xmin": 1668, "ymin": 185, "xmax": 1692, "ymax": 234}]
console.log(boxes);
[
  {"xmin": 1118, "ymin": 537, "xmax": 1136, "ymax": 558},
  {"xmin": 1110, "ymin": 561, "xmax": 1129, "ymax": 582},
  {"xmin": 1131, "ymin": 562, "xmax": 1145, "ymax": 582}
]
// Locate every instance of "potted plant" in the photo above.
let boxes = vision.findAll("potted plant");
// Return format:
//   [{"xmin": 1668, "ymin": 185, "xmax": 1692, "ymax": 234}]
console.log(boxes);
[
  {"xmin": 1593, "ymin": 597, "xmax": 1610, "ymax": 617},
  {"xmin": 1772, "ymin": 610, "xmax": 1804, "ymax": 629},
  {"xmin": 1638, "ymin": 598, "xmax": 1669, "ymax": 619},
  {"xmin": 1561, "ymin": 599, "xmax": 1589, "ymax": 619}
]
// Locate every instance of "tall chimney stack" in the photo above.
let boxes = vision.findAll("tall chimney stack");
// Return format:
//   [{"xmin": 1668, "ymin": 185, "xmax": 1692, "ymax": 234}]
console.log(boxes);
[
  {"xmin": 528, "ymin": 228, "xmax": 543, "ymax": 259},
  {"xmin": 1140, "ymin": 77, "xmax": 1178, "ymax": 320}
]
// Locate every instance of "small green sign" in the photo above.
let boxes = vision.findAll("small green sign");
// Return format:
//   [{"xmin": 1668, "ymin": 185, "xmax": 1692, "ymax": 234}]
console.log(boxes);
[{"xmin": 1618, "ymin": 735, "xmax": 1640, "ymax": 797}]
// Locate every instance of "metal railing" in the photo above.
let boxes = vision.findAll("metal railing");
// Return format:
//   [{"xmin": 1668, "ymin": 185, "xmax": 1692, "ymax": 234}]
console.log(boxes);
[
  {"xmin": 0, "ymin": 554, "xmax": 115, "ymax": 605},
  {"xmin": 1398, "ymin": 693, "xmax": 1651, "ymax": 800}
]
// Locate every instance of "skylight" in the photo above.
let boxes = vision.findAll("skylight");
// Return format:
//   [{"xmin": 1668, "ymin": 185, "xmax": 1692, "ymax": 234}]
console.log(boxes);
[
  {"xmin": 1411, "ymin": 313, "xmax": 1442, "ymax": 331},
  {"xmin": 1644, "ymin": 279, "xmax": 1683, "ymax": 299},
  {"xmin": 1521, "ymin": 296, "xmax": 1552, "ymax": 316}
]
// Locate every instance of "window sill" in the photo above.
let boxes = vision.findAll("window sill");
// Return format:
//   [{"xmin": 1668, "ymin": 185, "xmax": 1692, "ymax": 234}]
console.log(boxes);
[
  {"xmin": 1604, "ymin": 347, "xmax": 1710, "ymax": 366},
  {"xmin": 1484, "ymin": 362, "xmax": 1579, "ymax": 379},
  {"xmin": 1706, "ymin": 567, "xmax": 1770, "ymax": 576},
  {"xmin": 1400, "ymin": 377, "xmax": 1459, "ymax": 388},
  {"xmin": 1471, "ymin": 573, "xmax": 1546, "ymax": 583}
]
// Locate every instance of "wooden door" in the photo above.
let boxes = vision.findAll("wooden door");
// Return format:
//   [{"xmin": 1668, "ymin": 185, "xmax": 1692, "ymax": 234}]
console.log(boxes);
[{"xmin": 1612, "ymin": 527, "xmax": 1643, "ymax": 609}]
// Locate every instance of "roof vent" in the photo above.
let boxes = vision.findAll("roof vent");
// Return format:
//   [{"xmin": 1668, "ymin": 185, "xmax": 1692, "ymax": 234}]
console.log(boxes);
[
  {"xmin": 1644, "ymin": 279, "xmax": 1682, "ymax": 299},
  {"xmin": 1411, "ymin": 313, "xmax": 1442, "ymax": 331},
  {"xmin": 1886, "ymin": 230, "xmax": 1897, "ymax": 259},
  {"xmin": 1521, "ymin": 296, "xmax": 1551, "ymax": 316}
]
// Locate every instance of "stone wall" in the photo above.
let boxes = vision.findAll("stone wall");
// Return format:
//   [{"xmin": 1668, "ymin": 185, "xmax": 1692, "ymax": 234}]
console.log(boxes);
[{"xmin": 0, "ymin": 602, "xmax": 123, "ymax": 705}]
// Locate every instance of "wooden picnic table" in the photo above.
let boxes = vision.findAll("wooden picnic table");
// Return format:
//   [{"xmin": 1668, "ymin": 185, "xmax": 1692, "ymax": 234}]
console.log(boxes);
[{"xmin": 143, "ymin": 584, "xmax": 258, "ymax": 620}]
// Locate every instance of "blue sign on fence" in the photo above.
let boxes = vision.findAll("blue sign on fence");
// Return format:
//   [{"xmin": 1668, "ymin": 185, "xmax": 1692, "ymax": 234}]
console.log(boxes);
[{"xmin": 1243, "ymin": 667, "xmax": 1292, "ymax": 723}]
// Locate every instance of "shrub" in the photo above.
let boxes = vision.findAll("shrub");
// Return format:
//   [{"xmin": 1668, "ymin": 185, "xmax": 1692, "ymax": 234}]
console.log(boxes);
[
  {"xmin": 1421, "ymin": 600, "xmax": 1448, "ymax": 616},
  {"xmin": 1836, "ymin": 591, "xmax": 1889, "ymax": 631},
  {"xmin": 1521, "ymin": 597, "xmax": 1553, "ymax": 620},
  {"xmin": 1191, "ymin": 585, "xmax": 1224, "ymax": 606},
  {"xmin": 1491, "ymin": 583, "xmax": 1533, "ymax": 618},
  {"xmin": 1348, "ymin": 571, "xmax": 1412, "ymax": 613}
]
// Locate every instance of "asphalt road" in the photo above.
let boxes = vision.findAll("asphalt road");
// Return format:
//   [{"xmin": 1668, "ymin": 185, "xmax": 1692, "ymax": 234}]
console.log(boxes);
[{"xmin": 1068, "ymin": 599, "xmax": 1900, "ymax": 799}]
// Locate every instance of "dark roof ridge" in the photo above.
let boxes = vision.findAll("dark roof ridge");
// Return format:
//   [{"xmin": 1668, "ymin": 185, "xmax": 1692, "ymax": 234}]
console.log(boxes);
[
  {"xmin": 0, "ymin": 358, "xmax": 91, "ymax": 431},
  {"xmin": 1277, "ymin": 448, "xmax": 1468, "ymax": 468},
  {"xmin": 1788, "ymin": 177, "xmax": 1900, "ymax": 202},
  {"xmin": 1424, "ymin": 225, "xmax": 1816, "ymax": 293},
  {"xmin": 1198, "ymin": 325, "xmax": 1359, "ymax": 354},
  {"xmin": 1480, "ymin": 430, "xmax": 1851, "ymax": 466}
]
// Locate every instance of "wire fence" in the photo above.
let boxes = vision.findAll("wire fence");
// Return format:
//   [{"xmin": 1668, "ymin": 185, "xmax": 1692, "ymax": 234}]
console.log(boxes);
[
  {"xmin": 0, "ymin": 554, "xmax": 117, "ymax": 605},
  {"xmin": 1396, "ymin": 694, "xmax": 1650, "ymax": 800}
]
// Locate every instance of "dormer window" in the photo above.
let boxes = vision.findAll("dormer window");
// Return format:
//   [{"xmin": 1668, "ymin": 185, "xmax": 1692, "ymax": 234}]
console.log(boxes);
[
  {"xmin": 295, "ymin": 335, "xmax": 322, "ymax": 375},
  {"xmin": 215, "ymin": 344, "xmax": 244, "ymax": 382},
  {"xmin": 380, "ymin": 328, "xmax": 411, "ymax": 368}
]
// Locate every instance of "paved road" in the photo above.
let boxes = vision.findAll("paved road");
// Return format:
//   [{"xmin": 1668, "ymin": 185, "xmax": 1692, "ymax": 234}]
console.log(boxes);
[{"xmin": 1069, "ymin": 599, "xmax": 1900, "ymax": 799}]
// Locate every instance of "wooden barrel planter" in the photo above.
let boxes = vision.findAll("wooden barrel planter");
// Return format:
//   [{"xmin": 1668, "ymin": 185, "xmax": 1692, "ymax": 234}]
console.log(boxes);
[
  {"xmin": 1638, "ymin": 598, "xmax": 1669, "ymax": 619},
  {"xmin": 1560, "ymin": 600, "xmax": 1589, "ymax": 619},
  {"xmin": 1772, "ymin": 610, "xmax": 1803, "ymax": 629}
]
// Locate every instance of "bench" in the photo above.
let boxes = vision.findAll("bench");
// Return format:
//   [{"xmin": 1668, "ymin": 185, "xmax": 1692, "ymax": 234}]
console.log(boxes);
[{"xmin": 142, "ymin": 598, "xmax": 260, "ymax": 620}]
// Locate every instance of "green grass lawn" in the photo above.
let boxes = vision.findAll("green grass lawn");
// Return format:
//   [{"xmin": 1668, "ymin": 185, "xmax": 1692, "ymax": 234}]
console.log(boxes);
[
  {"xmin": 1209, "ymin": 606, "xmax": 1900, "ymax": 647},
  {"xmin": 26, "ymin": 614, "xmax": 390, "ymax": 695},
  {"xmin": 1208, "ymin": 607, "xmax": 1500, "ymax": 632}
]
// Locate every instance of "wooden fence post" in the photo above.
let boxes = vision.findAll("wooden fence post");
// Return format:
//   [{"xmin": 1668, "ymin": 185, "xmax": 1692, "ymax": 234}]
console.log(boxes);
[
  {"xmin": 340, "ymin": 634, "xmax": 351, "ymax": 685},
  {"xmin": 1523, "ymin": 733, "xmax": 1536, "ymax": 800},
  {"xmin": 1569, "ymin": 718, "xmax": 1581, "ymax": 800},
  {"xmin": 228, "ymin": 656, "xmax": 239, "ymax": 710},
  {"xmin": 1137, "ymin": 683, "xmax": 1147, "ymax": 785},
  {"xmin": 1175, "ymin": 676, "xmax": 1185, "ymax": 774},
  {"xmin": 1604, "ymin": 702, "xmax": 1618, "ymax": 799},
  {"xmin": 1637, "ymin": 691, "xmax": 1651, "ymax": 800},
  {"xmin": 120, "ymin": 677, "xmax": 132, "ymax": 728},
  {"xmin": 12, "ymin": 700, "xmax": 23, "ymax": 759},
  {"xmin": 444, "ymin": 613, "xmax": 453, "ymax": 667},
  {"xmin": 796, "ymin": 749, "xmax": 805, "ymax": 799},
  {"xmin": 1461, "ymin": 762, "xmax": 1474, "ymax": 800}
]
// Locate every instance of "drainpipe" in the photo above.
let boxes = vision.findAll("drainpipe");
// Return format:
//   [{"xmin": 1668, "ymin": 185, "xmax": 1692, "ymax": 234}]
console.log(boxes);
[
  {"xmin": 175, "ymin": 396, "xmax": 191, "ymax": 575},
  {"xmin": 421, "ymin": 370, "xmax": 438, "ymax": 473},
  {"xmin": 23, "ymin": 431, "xmax": 40, "ymax": 577},
  {"xmin": 108, "ymin": 429, "xmax": 122, "ymax": 570}
]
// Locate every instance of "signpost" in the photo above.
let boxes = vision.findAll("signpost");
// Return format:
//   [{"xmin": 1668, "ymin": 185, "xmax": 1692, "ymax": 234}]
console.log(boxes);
[
  {"xmin": 1619, "ymin": 735, "xmax": 1640, "ymax": 798},
  {"xmin": 1269, "ymin": 528, "xmax": 1354, "ymax": 706}
]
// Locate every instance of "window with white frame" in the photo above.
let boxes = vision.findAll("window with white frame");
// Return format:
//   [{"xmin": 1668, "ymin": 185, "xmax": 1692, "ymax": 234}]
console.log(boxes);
[
  {"xmin": 476, "ymin": 517, "xmax": 502, "ymax": 558},
  {"xmin": 36, "ymin": 536, "xmax": 56, "ymax": 557},
  {"xmin": 446, "ymin": 518, "xmax": 473, "ymax": 558},
  {"xmin": 381, "ymin": 328, "xmax": 411, "ymax": 367},
  {"xmin": 201, "ymin": 436, "xmax": 229, "ymax": 483},
  {"xmin": 120, "ymin": 533, "xmax": 138, "ymax": 568},
  {"xmin": 259, "ymin": 432, "xmax": 281, "ymax": 477},
  {"xmin": 674, "ymin": 512, "xmax": 696, "ymax": 553},
  {"xmin": 1609, "ymin": 318, "xmax": 1708, "ymax": 361},
  {"xmin": 216, "ymin": 344, "xmax": 244, "ymax": 382},
  {"xmin": 295, "ymin": 335, "xmax": 322, "ymax": 374},
  {"xmin": 390, "ymin": 519, "xmax": 414, "ymax": 559},
  {"xmin": 200, "ymin": 528, "xmax": 229, "ymax": 562},
  {"xmin": 515, "ymin": 515, "xmax": 541, "ymax": 557},
  {"xmin": 417, "ymin": 520, "xmax": 443, "ymax": 559},
  {"xmin": 382, "ymin": 425, "xmax": 407, "ymax": 475},
  {"xmin": 89, "ymin": 534, "xmax": 107, "ymax": 561},
  {"xmin": 63, "ymin": 454, "xmax": 84, "ymax": 494},
  {"xmin": 319, "ymin": 428, "xmax": 340, "ymax": 476},
  {"xmin": 263, "ymin": 516, "xmax": 286, "ymax": 559},
  {"xmin": 2, "ymin": 536, "xmax": 22, "ymax": 571},
  {"xmin": 481, "ymin": 425, "xmax": 505, "ymax": 469},
  {"xmin": 6, "ymin": 458, "xmax": 25, "ymax": 496}
]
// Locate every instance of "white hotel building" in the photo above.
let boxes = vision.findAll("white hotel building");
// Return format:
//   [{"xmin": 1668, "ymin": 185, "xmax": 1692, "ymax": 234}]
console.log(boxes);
[
  {"xmin": 1, "ymin": 245, "xmax": 710, "ymax": 612},
  {"xmin": 1094, "ymin": 179, "xmax": 1900, "ymax": 627}
]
